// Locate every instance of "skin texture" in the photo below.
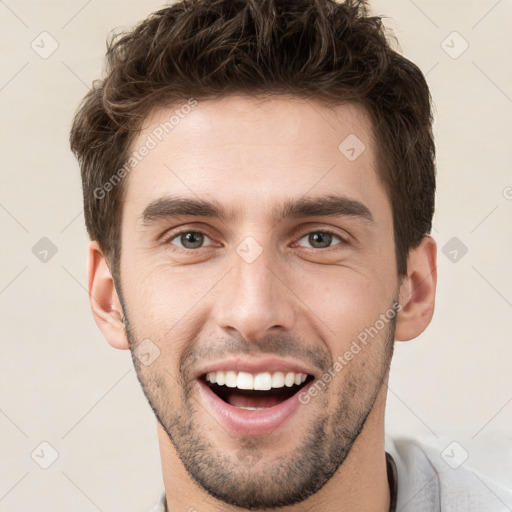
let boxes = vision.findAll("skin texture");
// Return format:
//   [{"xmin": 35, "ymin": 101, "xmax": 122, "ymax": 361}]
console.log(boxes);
[{"xmin": 88, "ymin": 95, "xmax": 437, "ymax": 511}]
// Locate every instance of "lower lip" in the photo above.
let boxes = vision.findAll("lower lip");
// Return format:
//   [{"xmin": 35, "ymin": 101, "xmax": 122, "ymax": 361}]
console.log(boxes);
[{"xmin": 197, "ymin": 378, "xmax": 314, "ymax": 437}]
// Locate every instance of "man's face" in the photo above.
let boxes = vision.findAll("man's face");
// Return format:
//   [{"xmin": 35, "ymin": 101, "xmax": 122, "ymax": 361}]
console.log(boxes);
[{"xmin": 117, "ymin": 95, "xmax": 399, "ymax": 509}]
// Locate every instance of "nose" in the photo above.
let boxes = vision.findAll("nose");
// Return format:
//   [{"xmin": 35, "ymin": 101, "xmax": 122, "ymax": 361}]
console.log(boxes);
[{"xmin": 210, "ymin": 243, "xmax": 295, "ymax": 342}]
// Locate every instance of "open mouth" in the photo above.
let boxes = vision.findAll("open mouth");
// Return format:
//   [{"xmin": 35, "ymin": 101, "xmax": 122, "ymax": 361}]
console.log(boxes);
[{"xmin": 201, "ymin": 371, "xmax": 315, "ymax": 410}]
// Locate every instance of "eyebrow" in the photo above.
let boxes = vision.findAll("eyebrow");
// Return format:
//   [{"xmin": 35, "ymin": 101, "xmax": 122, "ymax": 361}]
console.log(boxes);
[{"xmin": 139, "ymin": 194, "xmax": 374, "ymax": 226}]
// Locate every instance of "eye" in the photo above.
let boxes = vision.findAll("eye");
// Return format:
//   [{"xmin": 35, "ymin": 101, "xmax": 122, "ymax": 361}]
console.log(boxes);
[
  {"xmin": 164, "ymin": 228, "xmax": 347, "ymax": 251},
  {"xmin": 167, "ymin": 230, "xmax": 213, "ymax": 250},
  {"xmin": 296, "ymin": 230, "xmax": 346, "ymax": 249}
]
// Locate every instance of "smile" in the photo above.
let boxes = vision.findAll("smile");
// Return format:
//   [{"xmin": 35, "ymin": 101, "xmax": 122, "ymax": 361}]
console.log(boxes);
[
  {"xmin": 197, "ymin": 369, "xmax": 316, "ymax": 436},
  {"xmin": 205, "ymin": 370, "xmax": 313, "ymax": 408}
]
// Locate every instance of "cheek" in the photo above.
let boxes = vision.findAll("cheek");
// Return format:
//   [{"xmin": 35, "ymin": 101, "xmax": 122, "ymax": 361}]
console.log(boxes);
[
  {"xmin": 121, "ymin": 262, "xmax": 224, "ymax": 362},
  {"xmin": 292, "ymin": 266, "xmax": 392, "ymax": 349},
  {"xmin": 123, "ymin": 260, "xmax": 210, "ymax": 319}
]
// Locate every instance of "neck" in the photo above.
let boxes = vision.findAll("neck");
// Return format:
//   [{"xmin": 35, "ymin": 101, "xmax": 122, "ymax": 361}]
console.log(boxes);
[{"xmin": 158, "ymin": 385, "xmax": 390, "ymax": 512}]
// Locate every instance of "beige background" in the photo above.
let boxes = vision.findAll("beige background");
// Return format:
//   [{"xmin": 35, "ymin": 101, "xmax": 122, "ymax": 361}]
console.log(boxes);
[{"xmin": 1, "ymin": 1, "xmax": 511, "ymax": 510}]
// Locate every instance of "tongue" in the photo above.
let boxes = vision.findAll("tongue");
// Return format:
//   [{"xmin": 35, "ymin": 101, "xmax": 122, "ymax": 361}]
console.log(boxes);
[{"xmin": 227, "ymin": 389, "xmax": 293, "ymax": 409}]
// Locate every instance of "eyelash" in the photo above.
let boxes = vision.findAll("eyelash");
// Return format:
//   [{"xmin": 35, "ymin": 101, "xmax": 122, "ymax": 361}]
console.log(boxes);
[{"xmin": 163, "ymin": 227, "xmax": 349, "ymax": 251}]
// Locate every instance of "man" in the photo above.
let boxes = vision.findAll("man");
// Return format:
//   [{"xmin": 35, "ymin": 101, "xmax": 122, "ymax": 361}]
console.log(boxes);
[{"xmin": 69, "ymin": 0, "xmax": 511, "ymax": 510}]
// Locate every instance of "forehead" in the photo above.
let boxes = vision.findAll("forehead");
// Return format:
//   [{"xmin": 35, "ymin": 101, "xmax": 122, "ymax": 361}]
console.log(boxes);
[{"xmin": 122, "ymin": 94, "xmax": 390, "ymax": 226}]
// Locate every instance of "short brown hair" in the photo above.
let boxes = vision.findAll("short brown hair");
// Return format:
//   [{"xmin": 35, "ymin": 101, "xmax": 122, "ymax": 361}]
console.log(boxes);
[{"xmin": 70, "ymin": 0, "xmax": 436, "ymax": 280}]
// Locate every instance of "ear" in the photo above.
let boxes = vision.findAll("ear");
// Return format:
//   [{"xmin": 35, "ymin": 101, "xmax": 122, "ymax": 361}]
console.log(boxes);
[
  {"xmin": 394, "ymin": 235, "xmax": 437, "ymax": 342},
  {"xmin": 88, "ymin": 241, "xmax": 129, "ymax": 350}
]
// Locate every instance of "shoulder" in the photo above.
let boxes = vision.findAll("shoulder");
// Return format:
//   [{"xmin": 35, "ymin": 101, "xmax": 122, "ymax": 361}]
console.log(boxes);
[{"xmin": 386, "ymin": 436, "xmax": 512, "ymax": 511}]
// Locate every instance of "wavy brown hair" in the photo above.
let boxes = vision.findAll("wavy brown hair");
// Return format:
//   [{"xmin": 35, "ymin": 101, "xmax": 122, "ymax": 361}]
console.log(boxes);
[{"xmin": 70, "ymin": 0, "xmax": 436, "ymax": 280}]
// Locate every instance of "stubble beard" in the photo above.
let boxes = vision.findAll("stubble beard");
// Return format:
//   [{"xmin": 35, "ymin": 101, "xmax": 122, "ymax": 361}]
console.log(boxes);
[{"xmin": 119, "ymin": 289, "xmax": 397, "ymax": 510}]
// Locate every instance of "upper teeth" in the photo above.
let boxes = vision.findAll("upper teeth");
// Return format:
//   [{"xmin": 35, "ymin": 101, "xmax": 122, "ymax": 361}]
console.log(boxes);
[{"xmin": 205, "ymin": 371, "xmax": 308, "ymax": 390}]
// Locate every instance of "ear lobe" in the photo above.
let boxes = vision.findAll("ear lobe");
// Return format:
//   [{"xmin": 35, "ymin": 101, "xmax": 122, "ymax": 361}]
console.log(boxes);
[
  {"xmin": 88, "ymin": 241, "xmax": 130, "ymax": 350},
  {"xmin": 394, "ymin": 235, "xmax": 437, "ymax": 342}
]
